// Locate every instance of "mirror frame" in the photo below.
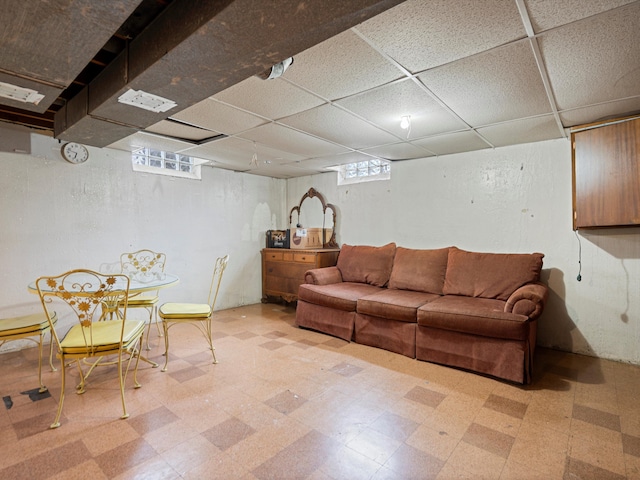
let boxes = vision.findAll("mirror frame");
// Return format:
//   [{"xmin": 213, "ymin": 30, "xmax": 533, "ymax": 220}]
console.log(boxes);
[{"xmin": 289, "ymin": 188, "xmax": 338, "ymax": 248}]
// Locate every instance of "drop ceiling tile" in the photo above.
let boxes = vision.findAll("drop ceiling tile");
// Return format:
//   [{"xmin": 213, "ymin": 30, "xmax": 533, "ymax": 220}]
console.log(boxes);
[
  {"xmin": 245, "ymin": 163, "xmax": 321, "ymax": 179},
  {"xmin": 237, "ymin": 123, "xmax": 350, "ymax": 158},
  {"xmin": 182, "ymin": 136, "xmax": 304, "ymax": 167},
  {"xmin": 213, "ymin": 75, "xmax": 325, "ymax": 120},
  {"xmin": 362, "ymin": 142, "xmax": 434, "ymax": 160},
  {"xmin": 476, "ymin": 115, "xmax": 564, "ymax": 147},
  {"xmin": 523, "ymin": 0, "xmax": 636, "ymax": 33},
  {"xmin": 284, "ymin": 29, "xmax": 403, "ymax": 101},
  {"xmin": 418, "ymin": 39, "xmax": 551, "ymax": 126},
  {"xmin": 356, "ymin": 0, "xmax": 525, "ymax": 73},
  {"xmin": 336, "ymin": 79, "xmax": 467, "ymax": 138},
  {"xmin": 106, "ymin": 131, "xmax": 195, "ymax": 154},
  {"xmin": 280, "ymin": 104, "xmax": 398, "ymax": 149},
  {"xmin": 145, "ymin": 120, "xmax": 221, "ymax": 142},
  {"xmin": 412, "ymin": 131, "xmax": 491, "ymax": 156},
  {"xmin": 170, "ymin": 98, "xmax": 267, "ymax": 134},
  {"xmin": 539, "ymin": 2, "xmax": 640, "ymax": 111},
  {"xmin": 290, "ymin": 151, "xmax": 380, "ymax": 170},
  {"xmin": 559, "ymin": 97, "xmax": 640, "ymax": 127}
]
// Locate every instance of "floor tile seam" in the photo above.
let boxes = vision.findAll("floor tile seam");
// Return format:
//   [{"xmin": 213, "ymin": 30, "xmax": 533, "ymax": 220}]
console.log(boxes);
[
  {"xmin": 565, "ymin": 453, "xmax": 629, "ymax": 479},
  {"xmin": 515, "ymin": 420, "xmax": 572, "ymax": 454},
  {"xmin": 500, "ymin": 455, "xmax": 552, "ymax": 479},
  {"xmin": 569, "ymin": 416, "xmax": 625, "ymax": 442},
  {"xmin": 463, "ymin": 421, "xmax": 517, "ymax": 459},
  {"xmin": 566, "ymin": 432, "xmax": 624, "ymax": 465},
  {"xmin": 444, "ymin": 440, "xmax": 507, "ymax": 478},
  {"xmin": 471, "ymin": 411, "xmax": 525, "ymax": 442}
]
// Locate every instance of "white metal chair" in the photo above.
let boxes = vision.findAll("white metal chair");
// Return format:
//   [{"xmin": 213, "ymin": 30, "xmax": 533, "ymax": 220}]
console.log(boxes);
[{"xmin": 158, "ymin": 254, "xmax": 228, "ymax": 372}]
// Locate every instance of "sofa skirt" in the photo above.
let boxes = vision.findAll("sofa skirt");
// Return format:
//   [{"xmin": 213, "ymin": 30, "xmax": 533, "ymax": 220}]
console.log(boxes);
[
  {"xmin": 295, "ymin": 300, "xmax": 356, "ymax": 341},
  {"xmin": 354, "ymin": 313, "xmax": 416, "ymax": 358},
  {"xmin": 416, "ymin": 324, "xmax": 536, "ymax": 384}
]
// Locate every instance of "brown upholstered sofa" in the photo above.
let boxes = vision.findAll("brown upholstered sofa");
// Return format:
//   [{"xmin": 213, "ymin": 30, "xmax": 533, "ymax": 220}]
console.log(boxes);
[{"xmin": 295, "ymin": 243, "xmax": 548, "ymax": 384}]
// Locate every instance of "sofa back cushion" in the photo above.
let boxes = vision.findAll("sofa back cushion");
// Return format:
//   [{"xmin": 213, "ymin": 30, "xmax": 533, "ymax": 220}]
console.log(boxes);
[
  {"xmin": 337, "ymin": 243, "xmax": 396, "ymax": 287},
  {"xmin": 388, "ymin": 247, "xmax": 449, "ymax": 294},
  {"xmin": 443, "ymin": 247, "xmax": 544, "ymax": 300}
]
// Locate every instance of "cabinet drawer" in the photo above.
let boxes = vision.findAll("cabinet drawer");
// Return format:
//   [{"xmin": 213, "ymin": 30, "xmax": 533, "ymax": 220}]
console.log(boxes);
[
  {"xmin": 294, "ymin": 253, "xmax": 315, "ymax": 263},
  {"xmin": 265, "ymin": 251, "xmax": 283, "ymax": 261}
]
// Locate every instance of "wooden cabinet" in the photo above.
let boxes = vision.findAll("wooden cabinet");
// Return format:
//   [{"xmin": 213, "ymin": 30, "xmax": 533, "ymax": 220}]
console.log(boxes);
[
  {"xmin": 262, "ymin": 248, "xmax": 340, "ymax": 303},
  {"xmin": 572, "ymin": 116, "xmax": 640, "ymax": 229}
]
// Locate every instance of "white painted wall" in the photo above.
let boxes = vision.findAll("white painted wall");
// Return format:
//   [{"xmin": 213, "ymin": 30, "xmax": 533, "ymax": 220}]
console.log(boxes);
[
  {"xmin": 2, "ymin": 134, "xmax": 638, "ymax": 365},
  {"xmin": 287, "ymin": 138, "xmax": 640, "ymax": 366},
  {"xmin": 0, "ymin": 133, "xmax": 285, "ymax": 351}
]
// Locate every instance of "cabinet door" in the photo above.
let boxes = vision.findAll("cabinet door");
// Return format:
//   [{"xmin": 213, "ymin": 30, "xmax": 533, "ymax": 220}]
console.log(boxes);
[{"xmin": 572, "ymin": 117, "xmax": 640, "ymax": 229}]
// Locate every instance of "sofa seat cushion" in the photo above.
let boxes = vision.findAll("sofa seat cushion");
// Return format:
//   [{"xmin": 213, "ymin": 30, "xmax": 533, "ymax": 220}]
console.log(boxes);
[
  {"xmin": 388, "ymin": 247, "xmax": 449, "ymax": 294},
  {"xmin": 298, "ymin": 282, "xmax": 383, "ymax": 312},
  {"xmin": 357, "ymin": 289, "xmax": 440, "ymax": 323},
  {"xmin": 336, "ymin": 243, "xmax": 396, "ymax": 287},
  {"xmin": 443, "ymin": 247, "xmax": 544, "ymax": 301},
  {"xmin": 417, "ymin": 295, "xmax": 530, "ymax": 341}
]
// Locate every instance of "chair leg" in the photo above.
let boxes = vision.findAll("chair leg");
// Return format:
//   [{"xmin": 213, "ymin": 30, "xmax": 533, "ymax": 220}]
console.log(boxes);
[
  {"xmin": 161, "ymin": 320, "xmax": 170, "ymax": 372},
  {"xmin": 37, "ymin": 331, "xmax": 47, "ymax": 393},
  {"xmin": 154, "ymin": 306, "xmax": 163, "ymax": 337},
  {"xmin": 132, "ymin": 335, "xmax": 143, "ymax": 389},
  {"xmin": 118, "ymin": 351, "xmax": 129, "ymax": 420},
  {"xmin": 48, "ymin": 330, "xmax": 57, "ymax": 372},
  {"xmin": 204, "ymin": 318, "xmax": 218, "ymax": 364},
  {"xmin": 51, "ymin": 354, "xmax": 66, "ymax": 429},
  {"xmin": 144, "ymin": 306, "xmax": 153, "ymax": 350}
]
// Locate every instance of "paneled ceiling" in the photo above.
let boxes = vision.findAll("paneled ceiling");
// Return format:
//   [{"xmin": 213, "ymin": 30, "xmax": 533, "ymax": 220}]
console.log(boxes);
[{"xmin": 2, "ymin": 0, "xmax": 639, "ymax": 178}]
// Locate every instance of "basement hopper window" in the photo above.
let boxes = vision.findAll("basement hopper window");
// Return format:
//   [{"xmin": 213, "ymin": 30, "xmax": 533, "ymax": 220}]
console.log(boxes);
[
  {"xmin": 131, "ymin": 147, "xmax": 207, "ymax": 180},
  {"xmin": 331, "ymin": 158, "xmax": 391, "ymax": 185}
]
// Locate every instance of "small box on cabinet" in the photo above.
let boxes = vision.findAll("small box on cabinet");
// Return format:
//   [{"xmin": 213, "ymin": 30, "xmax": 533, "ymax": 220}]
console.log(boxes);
[
  {"xmin": 290, "ymin": 228, "xmax": 333, "ymax": 249},
  {"xmin": 266, "ymin": 230, "xmax": 290, "ymax": 248}
]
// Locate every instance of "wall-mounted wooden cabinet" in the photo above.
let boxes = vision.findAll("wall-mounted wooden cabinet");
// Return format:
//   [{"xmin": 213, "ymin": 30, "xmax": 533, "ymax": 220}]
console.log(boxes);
[{"xmin": 572, "ymin": 116, "xmax": 640, "ymax": 229}]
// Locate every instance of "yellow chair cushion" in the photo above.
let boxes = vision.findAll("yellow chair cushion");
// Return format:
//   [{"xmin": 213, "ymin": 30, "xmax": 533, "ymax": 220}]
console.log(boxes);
[
  {"xmin": 60, "ymin": 319, "xmax": 145, "ymax": 354},
  {"xmin": 124, "ymin": 295, "xmax": 159, "ymax": 307},
  {"xmin": 159, "ymin": 303, "xmax": 212, "ymax": 319},
  {"xmin": 0, "ymin": 312, "xmax": 56, "ymax": 337}
]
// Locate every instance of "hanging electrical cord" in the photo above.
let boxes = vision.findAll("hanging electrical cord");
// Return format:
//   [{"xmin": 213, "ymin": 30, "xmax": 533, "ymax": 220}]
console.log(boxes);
[
  {"xmin": 574, "ymin": 229, "xmax": 582, "ymax": 281},
  {"xmin": 249, "ymin": 141, "xmax": 258, "ymax": 167}
]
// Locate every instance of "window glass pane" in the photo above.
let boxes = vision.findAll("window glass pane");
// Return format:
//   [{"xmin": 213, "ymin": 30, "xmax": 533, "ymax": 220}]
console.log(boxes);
[
  {"xmin": 131, "ymin": 147, "xmax": 203, "ymax": 180},
  {"xmin": 337, "ymin": 158, "xmax": 390, "ymax": 185},
  {"xmin": 132, "ymin": 154, "xmax": 146, "ymax": 165}
]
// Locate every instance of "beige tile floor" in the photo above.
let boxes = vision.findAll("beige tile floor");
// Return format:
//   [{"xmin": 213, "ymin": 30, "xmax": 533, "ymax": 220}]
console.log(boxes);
[{"xmin": 1, "ymin": 303, "xmax": 639, "ymax": 479}]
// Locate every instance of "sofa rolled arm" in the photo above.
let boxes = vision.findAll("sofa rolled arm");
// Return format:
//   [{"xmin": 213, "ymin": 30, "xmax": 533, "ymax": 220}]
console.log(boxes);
[
  {"xmin": 304, "ymin": 266, "xmax": 343, "ymax": 285},
  {"xmin": 505, "ymin": 281, "xmax": 548, "ymax": 319}
]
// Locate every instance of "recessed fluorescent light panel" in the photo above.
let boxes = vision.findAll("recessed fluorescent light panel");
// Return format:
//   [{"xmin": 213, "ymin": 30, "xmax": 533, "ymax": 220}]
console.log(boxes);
[
  {"xmin": 118, "ymin": 89, "xmax": 177, "ymax": 113},
  {"xmin": 0, "ymin": 82, "xmax": 45, "ymax": 105}
]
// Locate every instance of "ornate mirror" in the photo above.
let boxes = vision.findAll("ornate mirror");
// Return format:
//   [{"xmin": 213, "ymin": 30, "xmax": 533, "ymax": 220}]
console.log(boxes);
[{"xmin": 289, "ymin": 188, "xmax": 338, "ymax": 248}]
